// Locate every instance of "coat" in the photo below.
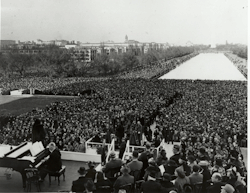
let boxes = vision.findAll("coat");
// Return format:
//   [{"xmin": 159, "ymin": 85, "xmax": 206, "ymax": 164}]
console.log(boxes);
[
  {"xmin": 71, "ymin": 176, "xmax": 93, "ymax": 193},
  {"xmin": 46, "ymin": 149, "xmax": 62, "ymax": 172}
]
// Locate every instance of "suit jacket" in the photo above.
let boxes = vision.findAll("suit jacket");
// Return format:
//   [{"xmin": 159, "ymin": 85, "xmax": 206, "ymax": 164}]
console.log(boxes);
[
  {"xmin": 138, "ymin": 150, "xmax": 153, "ymax": 171},
  {"xmin": 85, "ymin": 168, "xmax": 96, "ymax": 181},
  {"xmin": 141, "ymin": 180, "xmax": 163, "ymax": 193},
  {"xmin": 127, "ymin": 159, "xmax": 143, "ymax": 172},
  {"xmin": 102, "ymin": 159, "xmax": 123, "ymax": 178},
  {"xmin": 170, "ymin": 153, "xmax": 181, "ymax": 166},
  {"xmin": 188, "ymin": 172, "xmax": 203, "ymax": 185},
  {"xmin": 113, "ymin": 174, "xmax": 134, "ymax": 193},
  {"xmin": 46, "ymin": 149, "xmax": 62, "ymax": 172},
  {"xmin": 207, "ymin": 182, "xmax": 225, "ymax": 193},
  {"xmin": 71, "ymin": 176, "xmax": 93, "ymax": 193}
]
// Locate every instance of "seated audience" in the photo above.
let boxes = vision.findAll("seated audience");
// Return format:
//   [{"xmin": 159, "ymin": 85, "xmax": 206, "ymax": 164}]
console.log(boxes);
[
  {"xmin": 127, "ymin": 150, "xmax": 143, "ymax": 172},
  {"xmin": 71, "ymin": 167, "xmax": 94, "ymax": 193},
  {"xmin": 113, "ymin": 165, "xmax": 134, "ymax": 193},
  {"xmin": 102, "ymin": 151, "xmax": 123, "ymax": 178}
]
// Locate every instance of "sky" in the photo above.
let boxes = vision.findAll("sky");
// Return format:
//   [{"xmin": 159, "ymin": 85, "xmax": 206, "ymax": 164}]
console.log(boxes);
[{"xmin": 1, "ymin": 0, "xmax": 248, "ymax": 45}]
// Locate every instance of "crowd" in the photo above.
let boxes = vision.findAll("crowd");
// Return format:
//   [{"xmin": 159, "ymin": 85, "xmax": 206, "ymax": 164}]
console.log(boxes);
[
  {"xmin": 224, "ymin": 53, "xmax": 247, "ymax": 79},
  {"xmin": 0, "ymin": 53, "xmax": 247, "ymax": 192},
  {"xmin": 70, "ymin": 142, "xmax": 247, "ymax": 193},
  {"xmin": 118, "ymin": 53, "xmax": 199, "ymax": 79},
  {"xmin": 0, "ymin": 79, "xmax": 247, "ymax": 150}
]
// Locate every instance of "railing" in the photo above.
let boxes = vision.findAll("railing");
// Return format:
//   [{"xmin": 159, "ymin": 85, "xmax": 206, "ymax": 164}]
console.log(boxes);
[
  {"xmin": 124, "ymin": 138, "xmax": 165, "ymax": 160},
  {"xmin": 85, "ymin": 137, "xmax": 112, "ymax": 154},
  {"xmin": 105, "ymin": 138, "xmax": 115, "ymax": 163},
  {"xmin": 155, "ymin": 138, "xmax": 165, "ymax": 158},
  {"xmin": 122, "ymin": 139, "xmax": 130, "ymax": 161}
]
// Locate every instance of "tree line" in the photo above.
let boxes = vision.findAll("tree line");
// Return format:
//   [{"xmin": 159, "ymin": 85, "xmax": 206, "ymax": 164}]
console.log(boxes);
[{"xmin": 0, "ymin": 45, "xmax": 200, "ymax": 78}]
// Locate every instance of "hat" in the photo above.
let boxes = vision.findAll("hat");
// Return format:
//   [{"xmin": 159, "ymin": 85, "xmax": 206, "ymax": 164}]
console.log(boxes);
[
  {"xmin": 120, "ymin": 166, "xmax": 131, "ymax": 174},
  {"xmin": 110, "ymin": 151, "xmax": 116, "ymax": 159},
  {"xmin": 199, "ymin": 160, "xmax": 209, "ymax": 167},
  {"xmin": 78, "ymin": 167, "xmax": 86, "ymax": 175},
  {"xmin": 146, "ymin": 143, "xmax": 151, "ymax": 149},
  {"xmin": 88, "ymin": 161, "xmax": 95, "ymax": 168},
  {"xmin": 199, "ymin": 147, "xmax": 206, "ymax": 154},
  {"xmin": 221, "ymin": 184, "xmax": 235, "ymax": 193}
]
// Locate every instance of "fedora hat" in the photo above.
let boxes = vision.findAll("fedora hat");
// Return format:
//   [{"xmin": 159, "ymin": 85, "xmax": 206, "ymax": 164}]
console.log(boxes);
[
  {"xmin": 78, "ymin": 167, "xmax": 86, "ymax": 175},
  {"xmin": 120, "ymin": 166, "xmax": 131, "ymax": 174},
  {"xmin": 110, "ymin": 151, "xmax": 116, "ymax": 159}
]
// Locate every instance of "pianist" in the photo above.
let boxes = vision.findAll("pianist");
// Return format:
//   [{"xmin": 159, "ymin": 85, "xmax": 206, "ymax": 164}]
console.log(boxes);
[{"xmin": 39, "ymin": 142, "xmax": 62, "ymax": 181}]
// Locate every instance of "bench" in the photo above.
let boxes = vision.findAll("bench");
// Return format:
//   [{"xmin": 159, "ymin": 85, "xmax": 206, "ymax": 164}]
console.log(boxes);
[{"xmin": 49, "ymin": 165, "xmax": 66, "ymax": 185}]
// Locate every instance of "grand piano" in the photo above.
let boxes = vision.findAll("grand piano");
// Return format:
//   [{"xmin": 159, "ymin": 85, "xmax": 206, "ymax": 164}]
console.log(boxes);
[{"xmin": 0, "ymin": 141, "xmax": 49, "ymax": 188}]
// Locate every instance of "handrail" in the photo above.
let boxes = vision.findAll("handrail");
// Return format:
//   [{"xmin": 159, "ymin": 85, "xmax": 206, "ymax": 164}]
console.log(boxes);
[
  {"xmin": 156, "ymin": 138, "xmax": 165, "ymax": 157},
  {"xmin": 105, "ymin": 138, "xmax": 115, "ymax": 163},
  {"xmin": 122, "ymin": 139, "xmax": 130, "ymax": 161}
]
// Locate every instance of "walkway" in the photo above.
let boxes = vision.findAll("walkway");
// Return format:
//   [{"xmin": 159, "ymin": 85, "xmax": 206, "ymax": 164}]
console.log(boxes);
[{"xmin": 159, "ymin": 53, "xmax": 246, "ymax": 81}]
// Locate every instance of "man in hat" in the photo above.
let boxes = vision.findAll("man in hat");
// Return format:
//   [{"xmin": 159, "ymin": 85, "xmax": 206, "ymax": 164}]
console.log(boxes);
[
  {"xmin": 170, "ymin": 145, "xmax": 181, "ymax": 166},
  {"xmin": 140, "ymin": 168, "xmax": 165, "ymax": 193},
  {"xmin": 113, "ymin": 165, "xmax": 134, "ymax": 193},
  {"xmin": 85, "ymin": 161, "xmax": 96, "ymax": 181},
  {"xmin": 71, "ymin": 167, "xmax": 94, "ymax": 192},
  {"xmin": 102, "ymin": 151, "xmax": 123, "ymax": 178}
]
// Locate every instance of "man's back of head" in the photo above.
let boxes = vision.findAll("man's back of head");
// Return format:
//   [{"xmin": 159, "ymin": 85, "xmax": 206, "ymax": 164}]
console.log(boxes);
[
  {"xmin": 211, "ymin": 172, "xmax": 222, "ymax": 183},
  {"xmin": 132, "ymin": 151, "xmax": 139, "ymax": 159},
  {"xmin": 192, "ymin": 164, "xmax": 200, "ymax": 173}
]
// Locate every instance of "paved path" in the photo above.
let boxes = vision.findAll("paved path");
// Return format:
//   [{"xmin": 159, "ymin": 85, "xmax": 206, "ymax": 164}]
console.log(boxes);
[{"xmin": 159, "ymin": 53, "xmax": 246, "ymax": 81}]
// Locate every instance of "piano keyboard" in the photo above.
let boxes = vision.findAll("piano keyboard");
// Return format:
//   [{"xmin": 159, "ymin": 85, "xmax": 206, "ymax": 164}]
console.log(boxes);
[{"xmin": 34, "ymin": 155, "xmax": 49, "ymax": 168}]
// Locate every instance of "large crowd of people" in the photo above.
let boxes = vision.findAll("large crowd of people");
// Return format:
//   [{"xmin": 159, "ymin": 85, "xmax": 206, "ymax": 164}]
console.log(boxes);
[
  {"xmin": 0, "ymin": 52, "xmax": 247, "ymax": 192},
  {"xmin": 118, "ymin": 53, "xmax": 199, "ymax": 79},
  {"xmin": 224, "ymin": 53, "xmax": 247, "ymax": 78}
]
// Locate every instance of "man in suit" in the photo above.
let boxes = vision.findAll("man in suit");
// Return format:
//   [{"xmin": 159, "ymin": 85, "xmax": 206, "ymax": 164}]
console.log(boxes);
[
  {"xmin": 188, "ymin": 164, "xmax": 203, "ymax": 185},
  {"xmin": 71, "ymin": 167, "xmax": 95, "ymax": 193},
  {"xmin": 85, "ymin": 161, "xmax": 96, "ymax": 181},
  {"xmin": 127, "ymin": 151, "xmax": 143, "ymax": 172},
  {"xmin": 138, "ymin": 143, "xmax": 153, "ymax": 178},
  {"xmin": 169, "ymin": 145, "xmax": 181, "ymax": 166},
  {"xmin": 140, "ymin": 168, "xmax": 165, "ymax": 193},
  {"xmin": 39, "ymin": 142, "xmax": 62, "ymax": 181},
  {"xmin": 207, "ymin": 172, "xmax": 225, "ymax": 193},
  {"xmin": 102, "ymin": 151, "xmax": 123, "ymax": 178},
  {"xmin": 113, "ymin": 166, "xmax": 134, "ymax": 193}
]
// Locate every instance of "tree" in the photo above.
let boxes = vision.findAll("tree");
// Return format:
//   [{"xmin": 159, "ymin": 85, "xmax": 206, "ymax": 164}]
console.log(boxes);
[
  {"xmin": 6, "ymin": 53, "xmax": 34, "ymax": 76},
  {"xmin": 35, "ymin": 45, "xmax": 71, "ymax": 76},
  {"xmin": 141, "ymin": 50, "xmax": 159, "ymax": 66},
  {"xmin": 0, "ymin": 54, "xmax": 10, "ymax": 77},
  {"xmin": 93, "ymin": 53, "xmax": 109, "ymax": 75},
  {"xmin": 122, "ymin": 51, "xmax": 139, "ymax": 70}
]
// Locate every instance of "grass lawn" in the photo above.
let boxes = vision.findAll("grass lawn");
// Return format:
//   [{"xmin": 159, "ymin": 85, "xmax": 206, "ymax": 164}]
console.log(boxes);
[{"xmin": 0, "ymin": 95, "xmax": 75, "ymax": 116}]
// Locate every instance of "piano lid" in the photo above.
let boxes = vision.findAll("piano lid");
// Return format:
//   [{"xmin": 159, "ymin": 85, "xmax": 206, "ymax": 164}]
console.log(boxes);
[{"xmin": 7, "ymin": 142, "xmax": 32, "ymax": 158}]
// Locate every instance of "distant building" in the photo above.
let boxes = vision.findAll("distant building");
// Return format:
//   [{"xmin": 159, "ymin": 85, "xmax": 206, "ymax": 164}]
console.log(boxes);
[
  {"xmin": 65, "ymin": 35, "xmax": 169, "ymax": 62},
  {"xmin": 0, "ymin": 40, "xmax": 16, "ymax": 50}
]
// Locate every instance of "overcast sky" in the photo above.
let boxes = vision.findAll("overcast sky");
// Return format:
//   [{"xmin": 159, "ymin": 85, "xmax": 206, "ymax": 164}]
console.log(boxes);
[{"xmin": 1, "ymin": 0, "xmax": 248, "ymax": 45}]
